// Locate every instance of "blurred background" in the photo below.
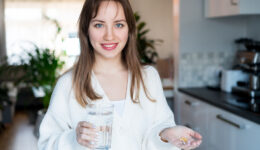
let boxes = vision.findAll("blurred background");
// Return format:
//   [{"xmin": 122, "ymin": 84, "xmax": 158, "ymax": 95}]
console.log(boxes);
[{"xmin": 1, "ymin": 0, "xmax": 260, "ymax": 150}]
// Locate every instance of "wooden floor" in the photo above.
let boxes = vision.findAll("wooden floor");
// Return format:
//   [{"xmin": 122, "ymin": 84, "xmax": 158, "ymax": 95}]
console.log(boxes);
[{"xmin": 0, "ymin": 111, "xmax": 38, "ymax": 150}]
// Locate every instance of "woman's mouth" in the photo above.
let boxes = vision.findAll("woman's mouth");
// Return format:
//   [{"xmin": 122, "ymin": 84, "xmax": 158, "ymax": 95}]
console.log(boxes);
[{"xmin": 101, "ymin": 43, "xmax": 118, "ymax": 51}]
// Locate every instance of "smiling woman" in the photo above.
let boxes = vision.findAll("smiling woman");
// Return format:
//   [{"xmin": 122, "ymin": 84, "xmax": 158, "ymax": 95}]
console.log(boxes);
[{"xmin": 38, "ymin": 0, "xmax": 202, "ymax": 150}]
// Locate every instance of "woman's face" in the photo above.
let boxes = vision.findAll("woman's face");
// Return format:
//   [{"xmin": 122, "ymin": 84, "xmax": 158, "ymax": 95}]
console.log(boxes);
[{"xmin": 88, "ymin": 1, "xmax": 129, "ymax": 61}]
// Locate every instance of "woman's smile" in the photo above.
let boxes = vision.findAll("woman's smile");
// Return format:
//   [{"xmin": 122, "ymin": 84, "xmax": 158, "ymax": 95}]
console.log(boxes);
[{"xmin": 101, "ymin": 43, "xmax": 118, "ymax": 51}]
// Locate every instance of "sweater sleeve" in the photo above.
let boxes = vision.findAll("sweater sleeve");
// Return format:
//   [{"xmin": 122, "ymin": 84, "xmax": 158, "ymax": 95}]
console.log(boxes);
[
  {"xmin": 142, "ymin": 66, "xmax": 180, "ymax": 150},
  {"xmin": 37, "ymin": 73, "xmax": 87, "ymax": 150}
]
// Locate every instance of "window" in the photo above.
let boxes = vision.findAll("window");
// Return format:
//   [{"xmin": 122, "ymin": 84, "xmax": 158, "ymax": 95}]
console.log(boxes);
[{"xmin": 5, "ymin": 0, "xmax": 83, "ymax": 68}]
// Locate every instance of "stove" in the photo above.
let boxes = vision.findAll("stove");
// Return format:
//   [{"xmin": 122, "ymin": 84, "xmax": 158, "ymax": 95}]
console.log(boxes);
[
  {"xmin": 232, "ymin": 86, "xmax": 260, "ymax": 97},
  {"xmin": 226, "ymin": 97, "xmax": 260, "ymax": 114}
]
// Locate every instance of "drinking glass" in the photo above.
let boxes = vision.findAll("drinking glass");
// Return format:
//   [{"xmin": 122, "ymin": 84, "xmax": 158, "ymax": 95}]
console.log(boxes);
[{"xmin": 86, "ymin": 103, "xmax": 114, "ymax": 150}]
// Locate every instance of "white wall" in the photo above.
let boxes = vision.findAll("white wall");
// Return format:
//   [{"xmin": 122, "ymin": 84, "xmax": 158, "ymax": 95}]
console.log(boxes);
[
  {"xmin": 177, "ymin": 0, "xmax": 259, "ymax": 88},
  {"xmin": 0, "ymin": 0, "xmax": 6, "ymax": 58},
  {"xmin": 247, "ymin": 16, "xmax": 260, "ymax": 40},
  {"xmin": 129, "ymin": 0, "xmax": 174, "ymax": 58},
  {"xmin": 179, "ymin": 0, "xmax": 247, "ymax": 53}
]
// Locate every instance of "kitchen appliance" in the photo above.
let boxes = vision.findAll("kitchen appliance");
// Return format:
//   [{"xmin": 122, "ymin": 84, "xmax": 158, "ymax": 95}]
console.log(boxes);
[
  {"xmin": 235, "ymin": 38, "xmax": 260, "ymax": 52},
  {"xmin": 221, "ymin": 70, "xmax": 248, "ymax": 93},
  {"xmin": 226, "ymin": 97, "xmax": 260, "ymax": 114},
  {"xmin": 232, "ymin": 44, "xmax": 260, "ymax": 97},
  {"xmin": 224, "ymin": 38, "xmax": 260, "ymax": 114}
]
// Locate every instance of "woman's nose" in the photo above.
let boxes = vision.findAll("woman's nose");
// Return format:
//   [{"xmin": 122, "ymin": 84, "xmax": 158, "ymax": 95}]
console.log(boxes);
[{"xmin": 104, "ymin": 26, "xmax": 115, "ymax": 41}]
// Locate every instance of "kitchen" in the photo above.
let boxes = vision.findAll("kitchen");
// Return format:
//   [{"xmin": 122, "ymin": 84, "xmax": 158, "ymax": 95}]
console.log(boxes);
[
  {"xmin": 0, "ymin": 0, "xmax": 260, "ymax": 150},
  {"xmin": 173, "ymin": 0, "xmax": 260, "ymax": 150}
]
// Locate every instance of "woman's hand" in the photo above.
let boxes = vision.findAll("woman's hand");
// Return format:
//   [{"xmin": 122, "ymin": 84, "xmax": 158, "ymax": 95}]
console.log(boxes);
[
  {"xmin": 159, "ymin": 125, "xmax": 202, "ymax": 150},
  {"xmin": 76, "ymin": 121, "xmax": 98, "ymax": 149}
]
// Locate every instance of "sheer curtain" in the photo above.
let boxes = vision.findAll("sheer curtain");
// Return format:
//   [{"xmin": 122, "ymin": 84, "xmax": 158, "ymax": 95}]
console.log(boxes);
[{"xmin": 5, "ymin": 0, "xmax": 84, "ymax": 68}]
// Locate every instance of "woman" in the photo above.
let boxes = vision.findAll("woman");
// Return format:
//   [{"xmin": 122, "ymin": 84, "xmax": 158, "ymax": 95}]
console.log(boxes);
[{"xmin": 38, "ymin": 0, "xmax": 202, "ymax": 150}]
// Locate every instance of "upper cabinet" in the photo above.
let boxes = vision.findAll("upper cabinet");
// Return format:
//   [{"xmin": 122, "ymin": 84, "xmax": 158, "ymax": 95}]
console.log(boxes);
[{"xmin": 205, "ymin": 0, "xmax": 260, "ymax": 18}]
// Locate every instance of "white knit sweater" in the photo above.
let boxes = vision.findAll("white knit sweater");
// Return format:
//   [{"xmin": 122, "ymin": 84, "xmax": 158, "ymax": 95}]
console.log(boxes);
[{"xmin": 38, "ymin": 66, "xmax": 180, "ymax": 150}]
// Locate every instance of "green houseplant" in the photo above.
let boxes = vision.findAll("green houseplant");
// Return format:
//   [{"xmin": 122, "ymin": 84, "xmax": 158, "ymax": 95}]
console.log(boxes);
[
  {"xmin": 20, "ymin": 45, "xmax": 65, "ymax": 138},
  {"xmin": 21, "ymin": 15, "xmax": 65, "ymax": 109},
  {"xmin": 134, "ymin": 12, "xmax": 162, "ymax": 64},
  {"xmin": 22, "ymin": 46, "xmax": 65, "ymax": 108}
]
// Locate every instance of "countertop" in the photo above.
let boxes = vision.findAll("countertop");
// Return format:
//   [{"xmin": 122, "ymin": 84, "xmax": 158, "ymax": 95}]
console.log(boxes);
[{"xmin": 179, "ymin": 87, "xmax": 260, "ymax": 125}]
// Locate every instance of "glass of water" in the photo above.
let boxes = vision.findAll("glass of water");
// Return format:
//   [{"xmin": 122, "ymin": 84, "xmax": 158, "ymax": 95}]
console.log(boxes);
[{"xmin": 86, "ymin": 103, "xmax": 114, "ymax": 150}]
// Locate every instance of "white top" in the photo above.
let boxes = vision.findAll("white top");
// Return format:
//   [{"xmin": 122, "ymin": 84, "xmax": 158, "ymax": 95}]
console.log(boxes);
[
  {"xmin": 38, "ymin": 66, "xmax": 179, "ymax": 150},
  {"xmin": 111, "ymin": 99, "xmax": 126, "ymax": 116}
]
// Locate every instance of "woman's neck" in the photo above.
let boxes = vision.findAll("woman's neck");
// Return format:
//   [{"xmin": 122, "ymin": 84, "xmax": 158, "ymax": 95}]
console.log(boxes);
[{"xmin": 93, "ymin": 56, "xmax": 127, "ymax": 74}]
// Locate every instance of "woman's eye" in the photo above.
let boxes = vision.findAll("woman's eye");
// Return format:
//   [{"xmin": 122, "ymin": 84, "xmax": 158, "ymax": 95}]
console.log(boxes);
[
  {"xmin": 115, "ymin": 23, "xmax": 124, "ymax": 28},
  {"xmin": 94, "ymin": 24, "xmax": 103, "ymax": 28}
]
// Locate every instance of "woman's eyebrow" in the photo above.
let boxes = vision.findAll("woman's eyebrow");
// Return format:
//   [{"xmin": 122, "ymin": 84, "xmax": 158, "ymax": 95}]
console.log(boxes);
[
  {"xmin": 91, "ymin": 19, "xmax": 105, "ymax": 23},
  {"xmin": 91, "ymin": 19, "xmax": 126, "ymax": 23},
  {"xmin": 114, "ymin": 19, "xmax": 127, "ymax": 22}
]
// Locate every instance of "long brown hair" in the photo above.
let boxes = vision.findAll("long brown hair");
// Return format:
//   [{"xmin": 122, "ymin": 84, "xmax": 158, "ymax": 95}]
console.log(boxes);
[{"xmin": 73, "ymin": 0, "xmax": 155, "ymax": 107}]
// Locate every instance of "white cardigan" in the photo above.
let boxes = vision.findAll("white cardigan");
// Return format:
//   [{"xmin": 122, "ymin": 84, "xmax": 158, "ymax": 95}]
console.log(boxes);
[{"xmin": 38, "ymin": 66, "xmax": 180, "ymax": 150}]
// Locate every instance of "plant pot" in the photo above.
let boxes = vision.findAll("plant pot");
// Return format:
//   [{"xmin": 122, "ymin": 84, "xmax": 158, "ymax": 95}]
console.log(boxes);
[
  {"xmin": 0, "ymin": 109, "xmax": 2, "ymax": 122},
  {"xmin": 32, "ymin": 87, "xmax": 45, "ymax": 98},
  {"xmin": 34, "ymin": 109, "xmax": 46, "ymax": 138}
]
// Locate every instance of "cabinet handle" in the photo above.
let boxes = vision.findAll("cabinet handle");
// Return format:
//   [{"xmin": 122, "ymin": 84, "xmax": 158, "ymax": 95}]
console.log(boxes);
[
  {"xmin": 185, "ymin": 100, "xmax": 199, "ymax": 107},
  {"xmin": 185, "ymin": 100, "xmax": 191, "ymax": 105},
  {"xmin": 216, "ymin": 114, "xmax": 245, "ymax": 129},
  {"xmin": 231, "ymin": 0, "xmax": 238, "ymax": 5}
]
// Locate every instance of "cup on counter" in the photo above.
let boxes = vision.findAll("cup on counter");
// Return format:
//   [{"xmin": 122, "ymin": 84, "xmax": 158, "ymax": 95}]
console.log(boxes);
[{"xmin": 85, "ymin": 103, "xmax": 114, "ymax": 149}]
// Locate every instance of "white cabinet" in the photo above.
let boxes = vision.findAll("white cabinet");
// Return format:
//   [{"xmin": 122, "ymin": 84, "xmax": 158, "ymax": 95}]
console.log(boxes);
[
  {"xmin": 205, "ymin": 0, "xmax": 260, "ymax": 18},
  {"xmin": 178, "ymin": 92, "xmax": 260, "ymax": 150},
  {"xmin": 208, "ymin": 105, "xmax": 260, "ymax": 150}
]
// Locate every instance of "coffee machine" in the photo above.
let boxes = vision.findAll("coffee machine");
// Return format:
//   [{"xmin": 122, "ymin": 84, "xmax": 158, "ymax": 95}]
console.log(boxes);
[
  {"xmin": 228, "ymin": 38, "xmax": 260, "ymax": 113},
  {"xmin": 232, "ymin": 41, "xmax": 260, "ymax": 97}
]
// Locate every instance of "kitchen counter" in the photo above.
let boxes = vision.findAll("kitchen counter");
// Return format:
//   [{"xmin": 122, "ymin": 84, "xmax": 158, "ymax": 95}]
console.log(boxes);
[{"xmin": 179, "ymin": 87, "xmax": 260, "ymax": 125}]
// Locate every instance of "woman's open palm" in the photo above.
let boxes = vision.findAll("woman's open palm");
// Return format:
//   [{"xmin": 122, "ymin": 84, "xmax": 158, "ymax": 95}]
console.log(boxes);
[{"xmin": 160, "ymin": 125, "xmax": 202, "ymax": 150}]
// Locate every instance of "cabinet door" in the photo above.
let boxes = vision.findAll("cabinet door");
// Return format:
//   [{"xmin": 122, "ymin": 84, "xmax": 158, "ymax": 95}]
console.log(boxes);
[
  {"xmin": 208, "ymin": 106, "xmax": 260, "ymax": 150},
  {"xmin": 208, "ymin": 107, "xmax": 238, "ymax": 150},
  {"xmin": 205, "ymin": 0, "xmax": 260, "ymax": 18},
  {"xmin": 179, "ymin": 93, "xmax": 208, "ymax": 150},
  {"xmin": 205, "ymin": 0, "xmax": 239, "ymax": 17},
  {"xmin": 235, "ymin": 117, "xmax": 260, "ymax": 150}
]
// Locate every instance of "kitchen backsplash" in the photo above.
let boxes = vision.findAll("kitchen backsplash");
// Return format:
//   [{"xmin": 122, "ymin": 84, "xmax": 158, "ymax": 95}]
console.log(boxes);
[{"xmin": 179, "ymin": 51, "xmax": 236, "ymax": 87}]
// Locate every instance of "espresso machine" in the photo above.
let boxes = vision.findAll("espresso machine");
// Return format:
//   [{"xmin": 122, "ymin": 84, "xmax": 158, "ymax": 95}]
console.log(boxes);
[
  {"xmin": 231, "ymin": 38, "xmax": 260, "ymax": 113},
  {"xmin": 232, "ymin": 50, "xmax": 260, "ymax": 97}
]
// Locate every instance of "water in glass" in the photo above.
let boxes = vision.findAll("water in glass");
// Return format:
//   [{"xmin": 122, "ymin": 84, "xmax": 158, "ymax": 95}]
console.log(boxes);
[{"xmin": 86, "ymin": 103, "xmax": 114, "ymax": 150}]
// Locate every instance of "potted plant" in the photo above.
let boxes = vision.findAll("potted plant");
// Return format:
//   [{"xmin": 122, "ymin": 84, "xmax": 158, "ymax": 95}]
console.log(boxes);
[
  {"xmin": 20, "ymin": 44, "xmax": 64, "ymax": 138},
  {"xmin": 134, "ymin": 12, "xmax": 162, "ymax": 64},
  {"xmin": 0, "ymin": 57, "xmax": 25, "ymax": 126},
  {"xmin": 0, "ymin": 85, "xmax": 10, "ymax": 127},
  {"xmin": 21, "ymin": 14, "xmax": 65, "ymax": 109},
  {"xmin": 22, "ymin": 46, "xmax": 65, "ymax": 108}
]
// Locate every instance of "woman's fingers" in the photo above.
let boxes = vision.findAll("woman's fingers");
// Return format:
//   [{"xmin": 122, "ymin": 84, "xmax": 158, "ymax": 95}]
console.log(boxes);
[
  {"xmin": 189, "ymin": 139, "xmax": 202, "ymax": 148},
  {"xmin": 79, "ymin": 121, "xmax": 95, "ymax": 129},
  {"xmin": 159, "ymin": 126, "xmax": 202, "ymax": 149},
  {"xmin": 77, "ymin": 138, "xmax": 96, "ymax": 149},
  {"xmin": 79, "ymin": 130, "xmax": 97, "ymax": 141},
  {"xmin": 76, "ymin": 121, "xmax": 99, "ymax": 149},
  {"xmin": 169, "ymin": 135, "xmax": 202, "ymax": 150},
  {"xmin": 79, "ymin": 126, "xmax": 97, "ymax": 135},
  {"xmin": 191, "ymin": 131, "xmax": 202, "ymax": 140}
]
